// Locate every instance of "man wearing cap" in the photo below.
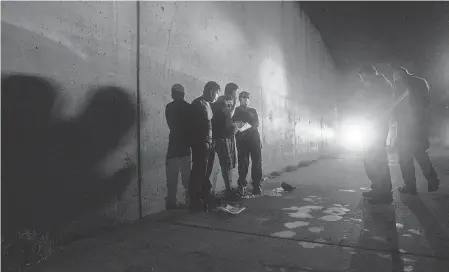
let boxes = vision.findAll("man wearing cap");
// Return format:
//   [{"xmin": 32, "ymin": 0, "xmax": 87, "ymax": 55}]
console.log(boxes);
[
  {"xmin": 392, "ymin": 67, "xmax": 440, "ymax": 194},
  {"xmin": 210, "ymin": 83, "xmax": 239, "ymax": 198},
  {"xmin": 190, "ymin": 81, "xmax": 221, "ymax": 211},
  {"xmin": 232, "ymin": 91, "xmax": 263, "ymax": 196},
  {"xmin": 357, "ymin": 65, "xmax": 394, "ymax": 204},
  {"xmin": 164, "ymin": 84, "xmax": 192, "ymax": 210}
]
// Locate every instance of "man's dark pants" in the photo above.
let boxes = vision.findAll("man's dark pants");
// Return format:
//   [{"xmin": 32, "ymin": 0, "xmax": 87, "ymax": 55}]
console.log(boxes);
[
  {"xmin": 208, "ymin": 138, "xmax": 236, "ymax": 191},
  {"xmin": 189, "ymin": 142, "xmax": 215, "ymax": 206},
  {"xmin": 236, "ymin": 131, "xmax": 262, "ymax": 187},
  {"xmin": 397, "ymin": 126, "xmax": 439, "ymax": 188},
  {"xmin": 363, "ymin": 121, "xmax": 392, "ymax": 194}
]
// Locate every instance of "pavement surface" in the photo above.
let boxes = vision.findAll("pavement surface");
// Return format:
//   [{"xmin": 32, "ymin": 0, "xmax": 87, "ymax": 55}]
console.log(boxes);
[{"xmin": 32, "ymin": 147, "xmax": 449, "ymax": 272}]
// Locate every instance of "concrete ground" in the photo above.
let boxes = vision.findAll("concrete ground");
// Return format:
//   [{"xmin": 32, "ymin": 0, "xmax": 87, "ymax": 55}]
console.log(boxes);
[{"xmin": 33, "ymin": 147, "xmax": 449, "ymax": 272}]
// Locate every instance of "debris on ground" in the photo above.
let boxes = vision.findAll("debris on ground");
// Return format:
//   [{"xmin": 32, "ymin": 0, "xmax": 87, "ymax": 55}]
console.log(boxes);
[
  {"xmin": 216, "ymin": 204, "xmax": 246, "ymax": 215},
  {"xmin": 281, "ymin": 182, "xmax": 296, "ymax": 192}
]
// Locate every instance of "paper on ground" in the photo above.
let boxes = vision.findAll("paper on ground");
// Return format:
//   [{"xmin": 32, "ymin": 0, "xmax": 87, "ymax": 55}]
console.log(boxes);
[{"xmin": 217, "ymin": 204, "xmax": 246, "ymax": 214}]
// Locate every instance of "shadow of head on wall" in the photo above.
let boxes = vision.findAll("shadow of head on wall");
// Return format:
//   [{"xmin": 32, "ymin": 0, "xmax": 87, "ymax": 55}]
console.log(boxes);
[{"xmin": 2, "ymin": 74, "xmax": 137, "ymax": 240}]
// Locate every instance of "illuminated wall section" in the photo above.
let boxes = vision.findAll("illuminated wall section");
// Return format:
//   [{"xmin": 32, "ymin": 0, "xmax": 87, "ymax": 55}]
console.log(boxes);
[{"xmin": 1, "ymin": 1, "xmax": 337, "ymax": 220}]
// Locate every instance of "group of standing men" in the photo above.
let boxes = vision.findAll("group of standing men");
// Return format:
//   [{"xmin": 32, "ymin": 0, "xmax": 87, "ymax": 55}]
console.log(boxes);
[
  {"xmin": 165, "ymin": 81, "xmax": 263, "ymax": 211},
  {"xmin": 357, "ymin": 65, "xmax": 440, "ymax": 204}
]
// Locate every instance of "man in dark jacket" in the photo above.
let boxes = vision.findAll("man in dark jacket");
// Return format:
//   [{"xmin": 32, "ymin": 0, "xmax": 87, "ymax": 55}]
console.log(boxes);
[
  {"xmin": 358, "ymin": 65, "xmax": 394, "ymax": 204},
  {"xmin": 232, "ymin": 91, "xmax": 263, "ymax": 196},
  {"xmin": 190, "ymin": 81, "xmax": 221, "ymax": 211},
  {"xmin": 393, "ymin": 67, "xmax": 440, "ymax": 194},
  {"xmin": 210, "ymin": 83, "xmax": 239, "ymax": 197},
  {"xmin": 164, "ymin": 84, "xmax": 192, "ymax": 210}
]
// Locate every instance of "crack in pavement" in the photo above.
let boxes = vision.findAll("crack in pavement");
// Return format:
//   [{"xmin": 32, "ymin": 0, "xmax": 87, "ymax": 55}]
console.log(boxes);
[{"xmin": 169, "ymin": 221, "xmax": 449, "ymax": 261}]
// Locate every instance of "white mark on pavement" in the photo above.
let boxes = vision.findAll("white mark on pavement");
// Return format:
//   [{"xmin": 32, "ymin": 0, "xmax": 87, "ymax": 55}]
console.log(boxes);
[
  {"xmin": 396, "ymin": 223, "xmax": 404, "ymax": 229},
  {"xmin": 377, "ymin": 253, "xmax": 392, "ymax": 260},
  {"xmin": 363, "ymin": 229, "xmax": 370, "ymax": 232},
  {"xmin": 408, "ymin": 229, "xmax": 423, "ymax": 235},
  {"xmin": 284, "ymin": 221, "xmax": 309, "ymax": 229},
  {"xmin": 404, "ymin": 265, "xmax": 414, "ymax": 272},
  {"xmin": 399, "ymin": 249, "xmax": 407, "ymax": 253},
  {"xmin": 308, "ymin": 226, "xmax": 325, "ymax": 233},
  {"xmin": 270, "ymin": 188, "xmax": 284, "ymax": 196},
  {"xmin": 298, "ymin": 241, "xmax": 323, "ymax": 249},
  {"xmin": 333, "ymin": 204, "xmax": 343, "ymax": 207},
  {"xmin": 372, "ymin": 236, "xmax": 386, "ymax": 242},
  {"xmin": 320, "ymin": 215, "xmax": 343, "ymax": 221},
  {"xmin": 339, "ymin": 189, "xmax": 356, "ymax": 192},
  {"xmin": 271, "ymin": 230, "xmax": 296, "ymax": 238},
  {"xmin": 348, "ymin": 218, "xmax": 363, "ymax": 223},
  {"xmin": 402, "ymin": 257, "xmax": 417, "ymax": 264},
  {"xmin": 402, "ymin": 234, "xmax": 412, "ymax": 237},
  {"xmin": 309, "ymin": 196, "xmax": 318, "ymax": 198},
  {"xmin": 360, "ymin": 187, "xmax": 369, "ymax": 191},
  {"xmin": 274, "ymin": 187, "xmax": 284, "ymax": 193},
  {"xmin": 349, "ymin": 251, "xmax": 358, "ymax": 255},
  {"xmin": 303, "ymin": 198, "xmax": 315, "ymax": 202},
  {"xmin": 324, "ymin": 207, "xmax": 350, "ymax": 216},
  {"xmin": 283, "ymin": 206, "xmax": 323, "ymax": 219}
]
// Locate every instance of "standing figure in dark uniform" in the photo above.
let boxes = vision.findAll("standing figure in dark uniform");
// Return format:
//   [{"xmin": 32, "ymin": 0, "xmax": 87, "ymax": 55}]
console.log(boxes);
[
  {"xmin": 358, "ymin": 65, "xmax": 394, "ymax": 204},
  {"xmin": 232, "ymin": 91, "xmax": 263, "ymax": 196},
  {"xmin": 190, "ymin": 81, "xmax": 221, "ymax": 211},
  {"xmin": 164, "ymin": 84, "xmax": 192, "ymax": 210},
  {"xmin": 210, "ymin": 83, "xmax": 239, "ymax": 198},
  {"xmin": 393, "ymin": 67, "xmax": 440, "ymax": 194}
]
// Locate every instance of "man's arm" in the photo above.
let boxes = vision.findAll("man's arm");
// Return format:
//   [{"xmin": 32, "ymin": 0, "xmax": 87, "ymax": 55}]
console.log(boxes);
[
  {"xmin": 165, "ymin": 104, "xmax": 174, "ymax": 130},
  {"xmin": 251, "ymin": 108, "xmax": 259, "ymax": 129}
]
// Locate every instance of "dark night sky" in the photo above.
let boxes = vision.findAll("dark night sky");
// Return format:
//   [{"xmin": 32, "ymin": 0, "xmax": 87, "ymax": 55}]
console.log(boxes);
[
  {"xmin": 300, "ymin": 1, "xmax": 449, "ymax": 101},
  {"xmin": 300, "ymin": 2, "xmax": 449, "ymax": 71}
]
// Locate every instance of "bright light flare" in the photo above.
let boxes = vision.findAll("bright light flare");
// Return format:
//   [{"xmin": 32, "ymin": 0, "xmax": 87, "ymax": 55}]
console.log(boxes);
[{"xmin": 338, "ymin": 118, "xmax": 374, "ymax": 152}]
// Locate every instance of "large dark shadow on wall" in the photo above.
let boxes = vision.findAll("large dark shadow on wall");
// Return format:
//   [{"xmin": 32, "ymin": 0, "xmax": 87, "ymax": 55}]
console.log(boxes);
[{"xmin": 1, "ymin": 74, "xmax": 137, "ymax": 241}]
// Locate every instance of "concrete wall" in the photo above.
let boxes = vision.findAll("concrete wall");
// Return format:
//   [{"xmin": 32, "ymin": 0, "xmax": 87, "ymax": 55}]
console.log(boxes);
[{"xmin": 2, "ymin": 1, "xmax": 336, "ymax": 237}]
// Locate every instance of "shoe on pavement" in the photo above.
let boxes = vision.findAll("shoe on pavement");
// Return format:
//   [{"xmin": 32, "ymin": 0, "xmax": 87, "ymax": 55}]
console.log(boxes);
[
  {"xmin": 368, "ymin": 193, "xmax": 393, "ymax": 205},
  {"xmin": 252, "ymin": 185, "xmax": 262, "ymax": 195},
  {"xmin": 237, "ymin": 184, "xmax": 246, "ymax": 196},
  {"xmin": 362, "ymin": 190, "xmax": 377, "ymax": 198},
  {"xmin": 398, "ymin": 185, "xmax": 417, "ymax": 195}
]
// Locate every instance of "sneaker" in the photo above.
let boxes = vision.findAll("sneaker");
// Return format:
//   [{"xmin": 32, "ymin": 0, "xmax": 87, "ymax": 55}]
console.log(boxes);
[
  {"xmin": 368, "ymin": 193, "xmax": 393, "ymax": 205},
  {"xmin": 237, "ymin": 184, "xmax": 247, "ymax": 196},
  {"xmin": 398, "ymin": 185, "xmax": 417, "ymax": 195},
  {"xmin": 252, "ymin": 185, "xmax": 262, "ymax": 195}
]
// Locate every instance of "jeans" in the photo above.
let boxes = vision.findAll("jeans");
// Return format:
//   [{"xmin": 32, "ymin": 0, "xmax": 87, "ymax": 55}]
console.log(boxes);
[
  {"xmin": 165, "ymin": 156, "xmax": 191, "ymax": 205},
  {"xmin": 190, "ymin": 142, "xmax": 215, "ymax": 205},
  {"xmin": 397, "ymin": 123, "xmax": 439, "ymax": 187},
  {"xmin": 397, "ymin": 138, "xmax": 439, "ymax": 187},
  {"xmin": 236, "ymin": 131, "xmax": 262, "ymax": 187},
  {"xmin": 363, "ymin": 121, "xmax": 392, "ymax": 193},
  {"xmin": 209, "ymin": 138, "xmax": 237, "ymax": 191}
]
